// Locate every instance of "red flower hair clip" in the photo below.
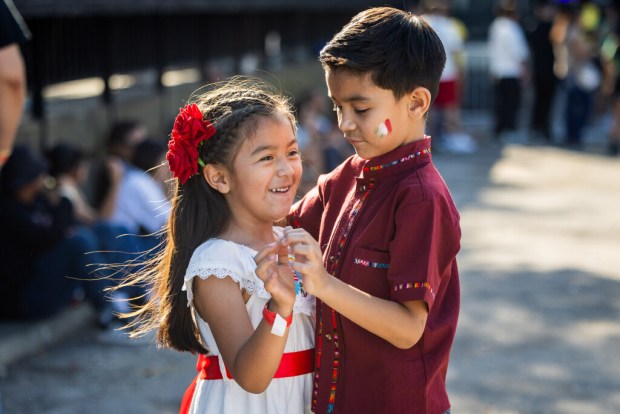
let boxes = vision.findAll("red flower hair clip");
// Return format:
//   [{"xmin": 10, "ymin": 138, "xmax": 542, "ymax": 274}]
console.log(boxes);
[{"xmin": 166, "ymin": 103, "xmax": 216, "ymax": 184}]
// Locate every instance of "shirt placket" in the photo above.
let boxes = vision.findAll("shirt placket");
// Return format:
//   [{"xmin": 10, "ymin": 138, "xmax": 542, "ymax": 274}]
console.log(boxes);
[{"xmin": 313, "ymin": 177, "xmax": 375, "ymax": 413}]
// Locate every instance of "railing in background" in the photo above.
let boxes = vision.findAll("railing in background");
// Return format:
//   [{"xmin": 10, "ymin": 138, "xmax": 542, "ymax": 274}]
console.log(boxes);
[{"xmin": 19, "ymin": 11, "xmax": 353, "ymax": 142}]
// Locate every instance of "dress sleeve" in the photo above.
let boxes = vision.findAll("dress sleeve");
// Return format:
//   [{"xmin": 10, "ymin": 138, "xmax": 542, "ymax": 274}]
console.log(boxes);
[{"xmin": 182, "ymin": 240, "xmax": 270, "ymax": 307}]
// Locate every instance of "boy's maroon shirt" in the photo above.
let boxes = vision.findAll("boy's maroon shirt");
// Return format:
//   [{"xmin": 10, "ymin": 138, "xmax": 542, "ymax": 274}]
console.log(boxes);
[{"xmin": 290, "ymin": 138, "xmax": 460, "ymax": 414}]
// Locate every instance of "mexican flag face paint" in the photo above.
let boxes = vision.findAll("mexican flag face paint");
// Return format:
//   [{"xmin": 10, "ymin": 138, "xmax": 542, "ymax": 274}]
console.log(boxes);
[{"xmin": 376, "ymin": 119, "xmax": 392, "ymax": 138}]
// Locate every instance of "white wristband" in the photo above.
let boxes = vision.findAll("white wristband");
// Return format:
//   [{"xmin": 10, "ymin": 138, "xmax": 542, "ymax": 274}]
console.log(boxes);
[{"xmin": 271, "ymin": 312, "xmax": 288, "ymax": 337}]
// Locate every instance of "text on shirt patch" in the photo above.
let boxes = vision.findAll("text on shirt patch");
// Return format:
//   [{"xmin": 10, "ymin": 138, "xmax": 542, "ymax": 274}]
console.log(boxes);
[{"xmin": 353, "ymin": 258, "xmax": 389, "ymax": 268}]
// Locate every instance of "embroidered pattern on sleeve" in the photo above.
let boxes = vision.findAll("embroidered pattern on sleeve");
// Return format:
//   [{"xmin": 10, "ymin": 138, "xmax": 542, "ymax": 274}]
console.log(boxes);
[{"xmin": 393, "ymin": 281, "xmax": 436, "ymax": 298}]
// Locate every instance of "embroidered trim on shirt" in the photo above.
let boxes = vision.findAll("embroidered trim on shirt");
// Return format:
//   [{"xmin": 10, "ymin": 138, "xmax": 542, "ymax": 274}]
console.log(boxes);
[
  {"xmin": 393, "ymin": 281, "xmax": 436, "ymax": 298},
  {"xmin": 313, "ymin": 178, "xmax": 375, "ymax": 413},
  {"xmin": 353, "ymin": 258, "xmax": 389, "ymax": 268},
  {"xmin": 363, "ymin": 148, "xmax": 430, "ymax": 172}
]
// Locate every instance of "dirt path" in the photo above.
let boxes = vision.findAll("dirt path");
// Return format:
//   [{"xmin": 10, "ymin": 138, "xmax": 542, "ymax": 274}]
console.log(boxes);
[{"xmin": 437, "ymin": 144, "xmax": 620, "ymax": 414}]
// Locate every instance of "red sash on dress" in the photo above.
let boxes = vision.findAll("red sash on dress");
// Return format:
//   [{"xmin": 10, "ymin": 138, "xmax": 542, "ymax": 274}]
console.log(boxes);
[{"xmin": 179, "ymin": 348, "xmax": 314, "ymax": 414}]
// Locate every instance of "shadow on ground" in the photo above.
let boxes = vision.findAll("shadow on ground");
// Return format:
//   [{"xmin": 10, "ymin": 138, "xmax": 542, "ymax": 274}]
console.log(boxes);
[{"xmin": 450, "ymin": 267, "xmax": 620, "ymax": 414}]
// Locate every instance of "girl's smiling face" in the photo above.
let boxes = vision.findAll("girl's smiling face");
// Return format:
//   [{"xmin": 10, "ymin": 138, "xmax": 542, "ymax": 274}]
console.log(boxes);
[
  {"xmin": 326, "ymin": 69, "xmax": 428, "ymax": 160},
  {"xmin": 223, "ymin": 113, "xmax": 302, "ymax": 227}
]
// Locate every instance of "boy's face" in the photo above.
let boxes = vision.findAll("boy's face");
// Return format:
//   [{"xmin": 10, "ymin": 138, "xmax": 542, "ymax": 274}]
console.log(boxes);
[{"xmin": 325, "ymin": 69, "xmax": 425, "ymax": 160}]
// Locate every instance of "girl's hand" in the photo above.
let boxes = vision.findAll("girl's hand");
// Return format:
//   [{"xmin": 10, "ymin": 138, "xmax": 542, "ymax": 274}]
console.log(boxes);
[
  {"xmin": 254, "ymin": 241, "xmax": 295, "ymax": 316},
  {"xmin": 280, "ymin": 227, "xmax": 331, "ymax": 296}
]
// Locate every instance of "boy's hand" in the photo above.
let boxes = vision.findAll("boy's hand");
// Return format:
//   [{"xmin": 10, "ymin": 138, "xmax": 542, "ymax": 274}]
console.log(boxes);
[
  {"xmin": 254, "ymin": 241, "xmax": 295, "ymax": 316},
  {"xmin": 280, "ymin": 227, "xmax": 331, "ymax": 296}
]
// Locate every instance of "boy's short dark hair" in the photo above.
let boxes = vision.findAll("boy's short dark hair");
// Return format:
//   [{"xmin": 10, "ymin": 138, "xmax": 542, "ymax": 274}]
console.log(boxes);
[{"xmin": 319, "ymin": 7, "xmax": 446, "ymax": 101}]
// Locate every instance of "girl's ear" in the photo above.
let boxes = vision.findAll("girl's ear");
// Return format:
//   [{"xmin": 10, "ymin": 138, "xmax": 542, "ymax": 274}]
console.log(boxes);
[
  {"xmin": 203, "ymin": 164, "xmax": 230, "ymax": 194},
  {"xmin": 407, "ymin": 87, "xmax": 432, "ymax": 119}
]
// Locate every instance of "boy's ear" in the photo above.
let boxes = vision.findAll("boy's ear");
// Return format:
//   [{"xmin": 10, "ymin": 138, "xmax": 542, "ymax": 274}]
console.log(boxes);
[
  {"xmin": 203, "ymin": 164, "xmax": 230, "ymax": 194},
  {"xmin": 407, "ymin": 87, "xmax": 432, "ymax": 119}
]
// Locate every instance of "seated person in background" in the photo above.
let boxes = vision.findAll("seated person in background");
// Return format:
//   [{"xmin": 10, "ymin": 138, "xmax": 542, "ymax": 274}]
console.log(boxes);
[
  {"xmin": 88, "ymin": 123, "xmax": 165, "ymax": 319},
  {"xmin": 89, "ymin": 120, "xmax": 148, "ymax": 215},
  {"xmin": 46, "ymin": 142, "xmax": 104, "ymax": 225},
  {"xmin": 109, "ymin": 137, "xmax": 170, "ymax": 244},
  {"xmin": 0, "ymin": 145, "xmax": 113, "ymax": 322},
  {"xmin": 45, "ymin": 142, "xmax": 141, "ymax": 278},
  {"xmin": 131, "ymin": 136, "xmax": 171, "ymax": 194}
]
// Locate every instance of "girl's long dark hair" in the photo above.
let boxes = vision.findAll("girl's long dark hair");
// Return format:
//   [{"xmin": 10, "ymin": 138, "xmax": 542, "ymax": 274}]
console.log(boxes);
[{"xmin": 116, "ymin": 77, "xmax": 296, "ymax": 354}]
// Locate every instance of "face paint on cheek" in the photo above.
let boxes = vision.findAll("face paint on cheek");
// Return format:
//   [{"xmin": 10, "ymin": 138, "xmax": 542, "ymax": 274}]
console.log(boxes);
[{"xmin": 375, "ymin": 119, "xmax": 392, "ymax": 138}]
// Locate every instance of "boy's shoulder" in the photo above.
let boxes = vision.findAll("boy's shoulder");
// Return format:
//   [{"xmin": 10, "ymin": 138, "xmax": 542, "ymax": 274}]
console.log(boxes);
[{"xmin": 392, "ymin": 162, "xmax": 456, "ymax": 204}]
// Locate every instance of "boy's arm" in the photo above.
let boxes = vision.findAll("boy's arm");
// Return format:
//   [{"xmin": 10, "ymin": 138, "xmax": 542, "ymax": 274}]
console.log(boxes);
[
  {"xmin": 314, "ymin": 274, "xmax": 428, "ymax": 349},
  {"xmin": 283, "ymin": 227, "xmax": 428, "ymax": 349}
]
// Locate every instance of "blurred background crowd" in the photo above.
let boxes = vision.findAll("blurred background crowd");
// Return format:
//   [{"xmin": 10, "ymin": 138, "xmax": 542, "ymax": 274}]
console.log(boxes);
[{"xmin": 1, "ymin": 0, "xmax": 619, "ymax": 336}]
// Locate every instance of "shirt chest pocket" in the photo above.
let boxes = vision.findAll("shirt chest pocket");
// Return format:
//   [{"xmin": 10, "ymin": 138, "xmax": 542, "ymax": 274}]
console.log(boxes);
[{"xmin": 351, "ymin": 247, "xmax": 391, "ymax": 296}]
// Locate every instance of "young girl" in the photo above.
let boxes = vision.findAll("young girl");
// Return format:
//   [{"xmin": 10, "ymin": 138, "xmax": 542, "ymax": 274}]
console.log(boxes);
[{"xmin": 121, "ymin": 77, "xmax": 315, "ymax": 413}]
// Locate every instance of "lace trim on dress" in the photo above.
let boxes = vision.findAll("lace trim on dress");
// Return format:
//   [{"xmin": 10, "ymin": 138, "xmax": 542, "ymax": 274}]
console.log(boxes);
[
  {"xmin": 183, "ymin": 265, "xmax": 270, "ymax": 307},
  {"xmin": 183, "ymin": 267, "xmax": 315, "ymax": 317}
]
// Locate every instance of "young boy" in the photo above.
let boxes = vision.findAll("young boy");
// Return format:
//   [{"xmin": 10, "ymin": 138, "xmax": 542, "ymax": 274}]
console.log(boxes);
[{"xmin": 284, "ymin": 7, "xmax": 460, "ymax": 414}]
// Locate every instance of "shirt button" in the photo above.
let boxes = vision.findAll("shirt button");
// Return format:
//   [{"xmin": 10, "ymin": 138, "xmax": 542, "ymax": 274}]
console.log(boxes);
[
  {"xmin": 325, "ymin": 333, "xmax": 333, "ymax": 341},
  {"xmin": 359, "ymin": 185, "xmax": 366, "ymax": 192},
  {"xmin": 329, "ymin": 255, "xmax": 336, "ymax": 263}
]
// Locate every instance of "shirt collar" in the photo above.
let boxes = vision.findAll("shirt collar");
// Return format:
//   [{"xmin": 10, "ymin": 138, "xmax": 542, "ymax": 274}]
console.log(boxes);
[{"xmin": 354, "ymin": 136, "xmax": 433, "ymax": 180}]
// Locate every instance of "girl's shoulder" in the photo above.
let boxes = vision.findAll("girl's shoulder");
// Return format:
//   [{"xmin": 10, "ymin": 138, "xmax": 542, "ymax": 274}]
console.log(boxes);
[
  {"xmin": 183, "ymin": 238, "xmax": 270, "ymax": 304},
  {"xmin": 188, "ymin": 238, "xmax": 257, "ymax": 276}
]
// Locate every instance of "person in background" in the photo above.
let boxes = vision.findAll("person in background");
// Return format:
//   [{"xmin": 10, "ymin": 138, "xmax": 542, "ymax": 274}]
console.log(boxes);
[
  {"xmin": 0, "ymin": 0, "xmax": 30, "ymax": 170},
  {"xmin": 296, "ymin": 90, "xmax": 327, "ymax": 191},
  {"xmin": 88, "ymin": 120, "xmax": 157, "ymax": 271},
  {"xmin": 422, "ymin": 0, "xmax": 477, "ymax": 153},
  {"xmin": 109, "ymin": 136, "xmax": 170, "ymax": 247},
  {"xmin": 563, "ymin": 3, "xmax": 601, "ymax": 147},
  {"xmin": 45, "ymin": 141, "xmax": 150, "ymax": 329},
  {"xmin": 488, "ymin": 0, "xmax": 530, "ymax": 142},
  {"xmin": 131, "ymin": 137, "xmax": 171, "ymax": 196},
  {"xmin": 46, "ymin": 142, "xmax": 105, "ymax": 226},
  {"xmin": 601, "ymin": 17, "xmax": 620, "ymax": 156},
  {"xmin": 89, "ymin": 120, "xmax": 148, "ymax": 214},
  {"xmin": 0, "ymin": 145, "xmax": 113, "ymax": 322},
  {"xmin": 525, "ymin": 0, "xmax": 559, "ymax": 142}
]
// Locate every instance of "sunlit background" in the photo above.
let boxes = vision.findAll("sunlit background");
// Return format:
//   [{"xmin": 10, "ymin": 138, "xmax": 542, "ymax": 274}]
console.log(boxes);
[{"xmin": 2, "ymin": 0, "xmax": 620, "ymax": 413}]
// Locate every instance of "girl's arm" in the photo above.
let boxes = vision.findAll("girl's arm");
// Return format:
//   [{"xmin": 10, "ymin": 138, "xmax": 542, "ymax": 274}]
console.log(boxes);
[
  {"xmin": 282, "ymin": 228, "xmax": 428, "ymax": 350},
  {"xmin": 191, "ymin": 242, "xmax": 295, "ymax": 393}
]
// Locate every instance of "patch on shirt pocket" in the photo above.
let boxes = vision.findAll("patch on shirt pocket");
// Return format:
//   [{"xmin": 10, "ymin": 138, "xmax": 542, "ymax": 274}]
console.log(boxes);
[{"xmin": 353, "ymin": 247, "xmax": 390, "ymax": 269}]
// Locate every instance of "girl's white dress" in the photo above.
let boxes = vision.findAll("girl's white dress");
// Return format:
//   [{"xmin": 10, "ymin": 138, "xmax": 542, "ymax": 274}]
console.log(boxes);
[{"xmin": 182, "ymin": 234, "xmax": 315, "ymax": 414}]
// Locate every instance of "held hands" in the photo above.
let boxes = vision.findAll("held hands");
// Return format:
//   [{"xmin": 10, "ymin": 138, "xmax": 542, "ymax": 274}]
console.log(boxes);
[
  {"xmin": 280, "ymin": 226, "xmax": 331, "ymax": 297},
  {"xmin": 254, "ymin": 241, "xmax": 295, "ymax": 316},
  {"xmin": 255, "ymin": 226, "xmax": 332, "ymax": 307}
]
